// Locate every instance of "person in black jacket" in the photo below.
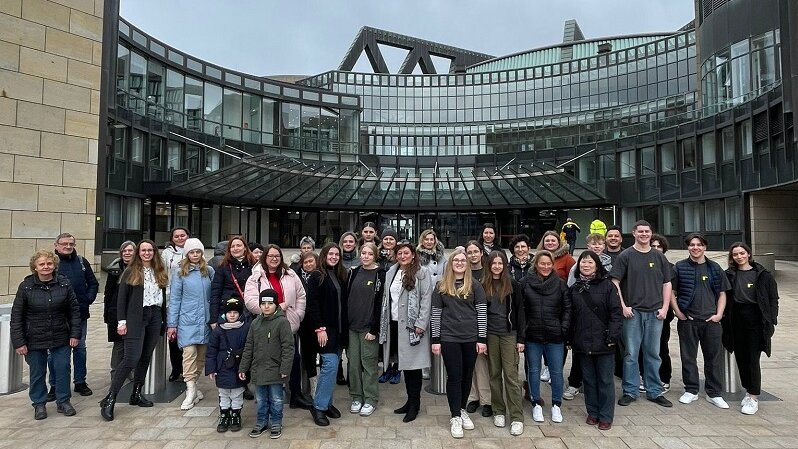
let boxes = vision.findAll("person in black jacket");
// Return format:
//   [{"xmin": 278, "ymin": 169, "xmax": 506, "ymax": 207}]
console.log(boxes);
[
  {"xmin": 478, "ymin": 223, "xmax": 503, "ymax": 258},
  {"xmin": 723, "ymin": 242, "xmax": 779, "ymax": 415},
  {"xmin": 568, "ymin": 251, "xmax": 622, "ymax": 431},
  {"xmin": 11, "ymin": 249, "xmax": 81, "ymax": 420},
  {"xmin": 102, "ymin": 241, "xmax": 135, "ymax": 379},
  {"xmin": 508, "ymin": 234, "xmax": 532, "ymax": 282},
  {"xmin": 210, "ymin": 236, "xmax": 256, "ymax": 326}
]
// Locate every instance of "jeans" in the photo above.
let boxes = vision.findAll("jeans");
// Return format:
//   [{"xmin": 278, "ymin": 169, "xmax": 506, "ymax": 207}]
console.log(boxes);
[
  {"xmin": 525, "ymin": 341, "xmax": 564, "ymax": 406},
  {"xmin": 348, "ymin": 330, "xmax": 379, "ymax": 405},
  {"xmin": 579, "ymin": 353, "xmax": 615, "ymax": 423},
  {"xmin": 314, "ymin": 352, "xmax": 340, "ymax": 411},
  {"xmin": 109, "ymin": 306, "xmax": 163, "ymax": 395},
  {"xmin": 255, "ymin": 384, "xmax": 284, "ymax": 426},
  {"xmin": 28, "ymin": 345, "xmax": 71, "ymax": 406},
  {"xmin": 49, "ymin": 318, "xmax": 87, "ymax": 385},
  {"xmin": 441, "ymin": 341, "xmax": 477, "ymax": 417},
  {"xmin": 677, "ymin": 319, "xmax": 723, "ymax": 397},
  {"xmin": 622, "ymin": 310, "xmax": 663, "ymax": 398}
]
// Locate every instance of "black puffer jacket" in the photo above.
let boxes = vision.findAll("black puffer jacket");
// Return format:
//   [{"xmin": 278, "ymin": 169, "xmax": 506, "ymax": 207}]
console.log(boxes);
[
  {"xmin": 102, "ymin": 258, "xmax": 126, "ymax": 342},
  {"xmin": 210, "ymin": 258, "xmax": 254, "ymax": 324},
  {"xmin": 11, "ymin": 274, "xmax": 81, "ymax": 351},
  {"xmin": 520, "ymin": 272, "xmax": 570, "ymax": 343},
  {"xmin": 568, "ymin": 277, "xmax": 623, "ymax": 355}
]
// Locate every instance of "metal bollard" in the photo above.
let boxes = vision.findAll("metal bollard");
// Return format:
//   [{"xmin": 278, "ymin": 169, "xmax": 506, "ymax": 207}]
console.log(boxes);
[
  {"xmin": 143, "ymin": 335, "xmax": 168, "ymax": 395},
  {"xmin": 0, "ymin": 304, "xmax": 26, "ymax": 395},
  {"xmin": 722, "ymin": 350, "xmax": 742, "ymax": 393},
  {"xmin": 426, "ymin": 351, "xmax": 447, "ymax": 395}
]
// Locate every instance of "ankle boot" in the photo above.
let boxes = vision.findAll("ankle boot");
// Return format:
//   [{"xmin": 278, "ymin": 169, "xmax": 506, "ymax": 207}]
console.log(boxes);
[
  {"xmin": 100, "ymin": 393, "xmax": 116, "ymax": 421},
  {"xmin": 403, "ymin": 397, "xmax": 420, "ymax": 423},
  {"xmin": 180, "ymin": 380, "xmax": 198, "ymax": 410},
  {"xmin": 290, "ymin": 390, "xmax": 313, "ymax": 409},
  {"xmin": 129, "ymin": 382, "xmax": 153, "ymax": 407},
  {"xmin": 229, "ymin": 408, "xmax": 242, "ymax": 432},
  {"xmin": 216, "ymin": 408, "xmax": 230, "ymax": 433},
  {"xmin": 394, "ymin": 401, "xmax": 410, "ymax": 414}
]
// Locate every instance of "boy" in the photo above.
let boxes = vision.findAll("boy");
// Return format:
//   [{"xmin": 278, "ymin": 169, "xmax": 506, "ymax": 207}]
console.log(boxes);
[
  {"xmin": 239, "ymin": 289, "xmax": 294, "ymax": 439},
  {"xmin": 206, "ymin": 297, "xmax": 250, "ymax": 433}
]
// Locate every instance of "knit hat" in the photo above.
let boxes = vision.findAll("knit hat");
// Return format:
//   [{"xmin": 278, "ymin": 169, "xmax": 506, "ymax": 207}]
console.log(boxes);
[
  {"xmin": 381, "ymin": 228, "xmax": 398, "ymax": 241},
  {"xmin": 259, "ymin": 288, "xmax": 278, "ymax": 304},
  {"xmin": 222, "ymin": 297, "xmax": 244, "ymax": 315},
  {"xmin": 183, "ymin": 238, "xmax": 204, "ymax": 254}
]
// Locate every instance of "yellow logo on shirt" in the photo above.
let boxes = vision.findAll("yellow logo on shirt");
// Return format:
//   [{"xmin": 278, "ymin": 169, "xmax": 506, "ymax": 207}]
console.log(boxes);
[
  {"xmin": 702, "ymin": 275, "xmax": 708, "ymax": 281},
  {"xmin": 649, "ymin": 262, "xmax": 654, "ymax": 268},
  {"xmin": 367, "ymin": 281, "xmax": 374, "ymax": 286},
  {"xmin": 747, "ymin": 283, "xmax": 754, "ymax": 288}
]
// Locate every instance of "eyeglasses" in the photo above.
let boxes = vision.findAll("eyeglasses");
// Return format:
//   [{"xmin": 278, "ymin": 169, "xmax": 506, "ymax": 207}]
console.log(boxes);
[
  {"xmin": 266, "ymin": 254, "xmax": 281, "ymax": 259},
  {"xmin": 57, "ymin": 242, "xmax": 76, "ymax": 247}
]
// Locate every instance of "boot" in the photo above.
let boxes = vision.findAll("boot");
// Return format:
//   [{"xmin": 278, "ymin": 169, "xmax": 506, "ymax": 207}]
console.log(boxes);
[
  {"xmin": 100, "ymin": 393, "xmax": 116, "ymax": 421},
  {"xmin": 394, "ymin": 401, "xmax": 409, "ymax": 414},
  {"xmin": 229, "ymin": 408, "xmax": 242, "ymax": 432},
  {"xmin": 180, "ymin": 380, "xmax": 199, "ymax": 410},
  {"xmin": 403, "ymin": 397, "xmax": 420, "ymax": 423},
  {"xmin": 129, "ymin": 382, "xmax": 153, "ymax": 407},
  {"xmin": 290, "ymin": 390, "xmax": 313, "ymax": 409},
  {"xmin": 216, "ymin": 408, "xmax": 230, "ymax": 433}
]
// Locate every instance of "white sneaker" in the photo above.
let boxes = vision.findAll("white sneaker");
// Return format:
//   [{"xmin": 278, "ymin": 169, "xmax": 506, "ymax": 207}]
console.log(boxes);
[
  {"xmin": 662, "ymin": 383, "xmax": 670, "ymax": 393},
  {"xmin": 679, "ymin": 392, "xmax": 699, "ymax": 404},
  {"xmin": 741, "ymin": 393, "xmax": 751, "ymax": 407},
  {"xmin": 450, "ymin": 416, "xmax": 464, "ymax": 438},
  {"xmin": 540, "ymin": 366, "xmax": 550, "ymax": 382},
  {"xmin": 493, "ymin": 414, "xmax": 506, "ymax": 428},
  {"xmin": 551, "ymin": 405, "xmax": 563, "ymax": 423},
  {"xmin": 510, "ymin": 421, "xmax": 524, "ymax": 436},
  {"xmin": 563, "ymin": 386, "xmax": 579, "ymax": 400},
  {"xmin": 460, "ymin": 409, "xmax": 475, "ymax": 430},
  {"xmin": 532, "ymin": 404, "xmax": 544, "ymax": 422},
  {"xmin": 359, "ymin": 403, "xmax": 375, "ymax": 416},
  {"xmin": 639, "ymin": 377, "xmax": 646, "ymax": 392},
  {"xmin": 350, "ymin": 401, "xmax": 362, "ymax": 414},
  {"xmin": 706, "ymin": 396, "xmax": 730, "ymax": 409},
  {"xmin": 741, "ymin": 396, "xmax": 759, "ymax": 415}
]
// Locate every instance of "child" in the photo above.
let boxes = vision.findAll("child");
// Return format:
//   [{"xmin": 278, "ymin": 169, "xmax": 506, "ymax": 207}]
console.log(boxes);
[
  {"xmin": 206, "ymin": 297, "xmax": 250, "ymax": 433},
  {"xmin": 239, "ymin": 289, "xmax": 294, "ymax": 439}
]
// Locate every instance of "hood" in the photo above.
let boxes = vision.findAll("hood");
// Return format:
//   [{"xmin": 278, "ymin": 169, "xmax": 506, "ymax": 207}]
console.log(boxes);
[{"xmin": 213, "ymin": 241, "xmax": 228, "ymax": 256}]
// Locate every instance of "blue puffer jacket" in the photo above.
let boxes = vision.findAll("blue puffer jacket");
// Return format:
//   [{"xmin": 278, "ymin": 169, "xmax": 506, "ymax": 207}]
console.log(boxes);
[
  {"xmin": 56, "ymin": 250, "xmax": 98, "ymax": 319},
  {"xmin": 673, "ymin": 258, "xmax": 723, "ymax": 311},
  {"xmin": 167, "ymin": 265, "xmax": 214, "ymax": 348},
  {"xmin": 205, "ymin": 321, "xmax": 250, "ymax": 389}
]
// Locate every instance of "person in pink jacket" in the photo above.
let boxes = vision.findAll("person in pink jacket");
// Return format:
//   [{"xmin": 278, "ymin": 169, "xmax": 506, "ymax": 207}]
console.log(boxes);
[{"xmin": 244, "ymin": 244, "xmax": 310, "ymax": 408}]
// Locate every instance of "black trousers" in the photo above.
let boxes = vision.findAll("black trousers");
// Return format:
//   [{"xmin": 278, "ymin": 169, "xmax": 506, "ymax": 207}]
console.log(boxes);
[
  {"xmin": 732, "ymin": 303, "xmax": 765, "ymax": 395},
  {"xmin": 677, "ymin": 319, "xmax": 723, "ymax": 396},
  {"xmin": 404, "ymin": 368, "xmax": 423, "ymax": 403},
  {"xmin": 110, "ymin": 306, "xmax": 163, "ymax": 395},
  {"xmin": 579, "ymin": 353, "xmax": 615, "ymax": 423},
  {"xmin": 565, "ymin": 346, "xmax": 582, "ymax": 388},
  {"xmin": 441, "ymin": 341, "xmax": 477, "ymax": 417}
]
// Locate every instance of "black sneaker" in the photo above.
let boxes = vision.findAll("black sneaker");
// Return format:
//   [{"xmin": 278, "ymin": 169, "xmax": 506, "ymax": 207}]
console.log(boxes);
[
  {"xmin": 648, "ymin": 395, "xmax": 673, "ymax": 408},
  {"xmin": 249, "ymin": 423, "xmax": 268, "ymax": 438},
  {"xmin": 74, "ymin": 383, "xmax": 93, "ymax": 396},
  {"xmin": 56, "ymin": 401, "xmax": 76, "ymax": 416},
  {"xmin": 617, "ymin": 395, "xmax": 636, "ymax": 406},
  {"xmin": 34, "ymin": 404, "xmax": 47, "ymax": 420},
  {"xmin": 270, "ymin": 425, "xmax": 282, "ymax": 439},
  {"xmin": 466, "ymin": 400, "xmax": 480, "ymax": 413},
  {"xmin": 47, "ymin": 386, "xmax": 56, "ymax": 402}
]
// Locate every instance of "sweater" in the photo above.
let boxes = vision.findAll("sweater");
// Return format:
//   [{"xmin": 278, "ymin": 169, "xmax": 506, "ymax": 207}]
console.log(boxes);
[{"xmin": 430, "ymin": 280, "xmax": 488, "ymax": 344}]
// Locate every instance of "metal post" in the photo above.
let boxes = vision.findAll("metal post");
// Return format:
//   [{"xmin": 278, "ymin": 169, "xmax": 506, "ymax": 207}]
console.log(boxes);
[
  {"xmin": 426, "ymin": 351, "xmax": 447, "ymax": 395},
  {"xmin": 143, "ymin": 335, "xmax": 168, "ymax": 395},
  {"xmin": 722, "ymin": 350, "xmax": 742, "ymax": 393},
  {"xmin": 0, "ymin": 304, "xmax": 26, "ymax": 395}
]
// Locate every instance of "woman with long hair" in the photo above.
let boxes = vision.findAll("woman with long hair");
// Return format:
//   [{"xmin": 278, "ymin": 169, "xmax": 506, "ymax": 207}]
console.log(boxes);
[
  {"xmin": 568, "ymin": 251, "xmax": 622, "ymax": 430},
  {"xmin": 210, "ymin": 236, "xmax": 256, "ymax": 326},
  {"xmin": 340, "ymin": 231, "xmax": 361, "ymax": 270},
  {"xmin": 103, "ymin": 241, "xmax": 135, "ymax": 379},
  {"xmin": 464, "ymin": 239, "xmax": 491, "ymax": 417},
  {"xmin": 304, "ymin": 243, "xmax": 348, "ymax": 426},
  {"xmin": 378, "ymin": 241, "xmax": 433, "ymax": 423},
  {"xmin": 520, "ymin": 250, "xmax": 570, "ymax": 424},
  {"xmin": 537, "ymin": 230, "xmax": 575, "ymax": 281},
  {"xmin": 100, "ymin": 239, "xmax": 169, "ymax": 421},
  {"xmin": 482, "ymin": 250, "xmax": 525, "ymax": 436},
  {"xmin": 465, "ymin": 240, "xmax": 486, "ymax": 281},
  {"xmin": 417, "ymin": 229, "xmax": 447, "ymax": 285},
  {"xmin": 723, "ymin": 242, "xmax": 779, "ymax": 415},
  {"xmin": 167, "ymin": 238, "xmax": 214, "ymax": 410},
  {"xmin": 162, "ymin": 226, "xmax": 189, "ymax": 382},
  {"xmin": 478, "ymin": 223, "xmax": 502, "ymax": 258},
  {"xmin": 430, "ymin": 248, "xmax": 487, "ymax": 438}
]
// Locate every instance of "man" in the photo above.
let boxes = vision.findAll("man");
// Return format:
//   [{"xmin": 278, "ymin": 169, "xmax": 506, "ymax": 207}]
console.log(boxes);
[
  {"xmin": 671, "ymin": 233, "xmax": 731, "ymax": 409},
  {"xmin": 603, "ymin": 226, "xmax": 624, "ymax": 266},
  {"xmin": 49, "ymin": 233, "xmax": 98, "ymax": 400},
  {"xmin": 561, "ymin": 218, "xmax": 581, "ymax": 255},
  {"xmin": 609, "ymin": 220, "xmax": 673, "ymax": 408}
]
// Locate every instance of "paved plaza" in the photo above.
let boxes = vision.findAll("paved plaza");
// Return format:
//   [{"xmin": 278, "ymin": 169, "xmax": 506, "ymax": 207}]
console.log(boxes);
[{"xmin": 1, "ymin": 252, "xmax": 798, "ymax": 448}]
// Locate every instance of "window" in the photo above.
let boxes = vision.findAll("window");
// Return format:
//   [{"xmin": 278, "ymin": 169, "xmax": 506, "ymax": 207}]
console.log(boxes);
[
  {"xmin": 619, "ymin": 150, "xmax": 635, "ymax": 178},
  {"xmin": 681, "ymin": 138, "xmax": 696, "ymax": 169},
  {"xmin": 621, "ymin": 207, "xmax": 637, "ymax": 232},
  {"xmin": 148, "ymin": 136, "xmax": 163, "ymax": 180},
  {"xmin": 640, "ymin": 146, "xmax": 655, "ymax": 176},
  {"xmin": 116, "ymin": 45, "xmax": 129, "ymax": 106},
  {"xmin": 167, "ymin": 141, "xmax": 182, "ymax": 172},
  {"xmin": 740, "ymin": 120, "xmax": 753, "ymax": 155},
  {"xmin": 165, "ymin": 69, "xmax": 184, "ymax": 125},
  {"xmin": 106, "ymin": 195, "xmax": 122, "ymax": 229},
  {"xmin": 243, "ymin": 93, "xmax": 261, "ymax": 144},
  {"xmin": 705, "ymin": 200, "xmax": 723, "ymax": 231},
  {"xmin": 701, "ymin": 133, "xmax": 715, "ymax": 165},
  {"xmin": 184, "ymin": 76, "xmax": 203, "ymax": 132},
  {"xmin": 113, "ymin": 127, "xmax": 126, "ymax": 159},
  {"xmin": 129, "ymin": 51, "xmax": 147, "ymax": 114},
  {"xmin": 660, "ymin": 142, "xmax": 676, "ymax": 172},
  {"xmin": 725, "ymin": 196, "xmax": 741, "ymax": 230},
  {"xmin": 222, "ymin": 88, "xmax": 242, "ymax": 140},
  {"xmin": 204, "ymin": 82, "xmax": 223, "ymax": 136},
  {"xmin": 126, "ymin": 198, "xmax": 142, "ymax": 230},
  {"xmin": 663, "ymin": 204, "xmax": 680, "ymax": 235},
  {"xmin": 721, "ymin": 127, "xmax": 734, "ymax": 160},
  {"xmin": 131, "ymin": 129, "xmax": 144, "ymax": 163},
  {"xmin": 281, "ymin": 102, "xmax": 301, "ymax": 149},
  {"xmin": 262, "ymin": 98, "xmax": 278, "ymax": 145},
  {"xmin": 684, "ymin": 202, "xmax": 701, "ymax": 232}
]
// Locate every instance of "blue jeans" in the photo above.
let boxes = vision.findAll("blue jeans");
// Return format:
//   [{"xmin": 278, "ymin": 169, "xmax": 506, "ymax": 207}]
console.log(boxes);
[
  {"xmin": 27, "ymin": 345, "xmax": 71, "ymax": 406},
  {"xmin": 622, "ymin": 310, "xmax": 663, "ymax": 398},
  {"xmin": 525, "ymin": 342, "xmax": 564, "ymax": 406},
  {"xmin": 255, "ymin": 384, "xmax": 284, "ymax": 427},
  {"xmin": 48, "ymin": 319, "xmax": 87, "ymax": 385},
  {"xmin": 314, "ymin": 352, "xmax": 340, "ymax": 411}
]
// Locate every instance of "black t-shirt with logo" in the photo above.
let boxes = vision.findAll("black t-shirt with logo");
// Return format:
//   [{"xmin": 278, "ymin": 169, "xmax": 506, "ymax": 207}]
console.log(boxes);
[{"xmin": 733, "ymin": 269, "xmax": 758, "ymax": 305}]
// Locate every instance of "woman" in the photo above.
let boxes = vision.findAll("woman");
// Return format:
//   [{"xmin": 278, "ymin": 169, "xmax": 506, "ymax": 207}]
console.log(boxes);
[
  {"xmin": 340, "ymin": 231, "xmax": 361, "ymax": 270},
  {"xmin": 167, "ymin": 238, "xmax": 214, "ymax": 410},
  {"xmin": 520, "ymin": 250, "xmax": 570, "ymax": 423},
  {"xmin": 508, "ymin": 234, "xmax": 532, "ymax": 282},
  {"xmin": 482, "ymin": 250, "xmax": 525, "ymax": 436},
  {"xmin": 100, "ymin": 239, "xmax": 168, "ymax": 421},
  {"xmin": 162, "ymin": 226, "xmax": 189, "ymax": 382},
  {"xmin": 345, "ymin": 243, "xmax": 384, "ymax": 417},
  {"xmin": 248, "ymin": 242, "xmax": 264, "ymax": 262},
  {"xmin": 568, "ymin": 251, "xmax": 622, "ymax": 430},
  {"xmin": 537, "ymin": 231, "xmax": 575, "ymax": 281},
  {"xmin": 417, "ymin": 229, "xmax": 447, "ymax": 285},
  {"xmin": 296, "ymin": 251, "xmax": 322, "ymax": 401},
  {"xmin": 464, "ymin": 240, "xmax": 491, "ymax": 417},
  {"xmin": 304, "ymin": 243, "xmax": 348, "ymax": 426},
  {"xmin": 465, "ymin": 240, "xmax": 486, "ymax": 281},
  {"xmin": 723, "ymin": 242, "xmax": 779, "ymax": 415},
  {"xmin": 289, "ymin": 236, "xmax": 316, "ymax": 272},
  {"xmin": 11, "ymin": 249, "xmax": 81, "ymax": 420},
  {"xmin": 478, "ymin": 223, "xmax": 502, "ymax": 258},
  {"xmin": 103, "ymin": 241, "xmax": 135, "ymax": 379},
  {"xmin": 358, "ymin": 222, "xmax": 378, "ymax": 248},
  {"xmin": 378, "ymin": 228, "xmax": 398, "ymax": 271},
  {"xmin": 244, "ymin": 244, "xmax": 308, "ymax": 409},
  {"xmin": 430, "ymin": 249, "xmax": 487, "ymax": 439},
  {"xmin": 210, "ymin": 236, "xmax": 256, "ymax": 326},
  {"xmin": 378, "ymin": 241, "xmax": 433, "ymax": 423}
]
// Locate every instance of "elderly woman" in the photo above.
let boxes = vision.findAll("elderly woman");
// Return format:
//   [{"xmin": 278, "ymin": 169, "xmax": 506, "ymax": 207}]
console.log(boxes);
[
  {"xmin": 103, "ymin": 241, "xmax": 136, "ymax": 379},
  {"xmin": 11, "ymin": 249, "xmax": 81, "ymax": 420}
]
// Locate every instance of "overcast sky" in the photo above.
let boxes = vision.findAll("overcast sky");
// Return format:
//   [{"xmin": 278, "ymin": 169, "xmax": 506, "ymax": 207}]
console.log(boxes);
[{"xmin": 120, "ymin": 0, "xmax": 695, "ymax": 77}]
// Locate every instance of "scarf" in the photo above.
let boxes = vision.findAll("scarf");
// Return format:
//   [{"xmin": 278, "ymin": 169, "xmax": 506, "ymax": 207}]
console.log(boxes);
[
  {"xmin": 379, "ymin": 268, "xmax": 422, "ymax": 347},
  {"xmin": 219, "ymin": 320, "xmax": 244, "ymax": 330}
]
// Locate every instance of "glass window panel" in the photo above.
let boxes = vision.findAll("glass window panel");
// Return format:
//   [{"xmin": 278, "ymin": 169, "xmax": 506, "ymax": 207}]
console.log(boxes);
[
  {"xmin": 701, "ymin": 133, "xmax": 715, "ymax": 165},
  {"xmin": 106, "ymin": 195, "xmax": 122, "ymax": 229},
  {"xmin": 340, "ymin": 109, "xmax": 358, "ymax": 144},
  {"xmin": 128, "ymin": 51, "xmax": 146, "ymax": 114},
  {"xmin": 116, "ymin": 44, "xmax": 129, "ymax": 106},
  {"xmin": 184, "ymin": 76, "xmax": 203, "ymax": 132},
  {"xmin": 148, "ymin": 136, "xmax": 164, "ymax": 180},
  {"xmin": 721, "ymin": 126, "xmax": 734, "ymax": 160},
  {"xmin": 663, "ymin": 204, "xmax": 680, "ymax": 235},
  {"xmin": 262, "ymin": 98, "xmax": 278, "ymax": 145},
  {"xmin": 165, "ymin": 69, "xmax": 184, "ymax": 124},
  {"xmin": 300, "ymin": 105, "xmax": 319, "ymax": 151},
  {"xmin": 281, "ymin": 102, "xmax": 301, "ymax": 149},
  {"xmin": 131, "ymin": 129, "xmax": 144, "ymax": 163},
  {"xmin": 620, "ymin": 150, "xmax": 635, "ymax": 178},
  {"xmin": 740, "ymin": 120, "xmax": 753, "ymax": 155},
  {"xmin": 243, "ymin": 93, "xmax": 261, "ymax": 144},
  {"xmin": 222, "ymin": 88, "xmax": 242, "ymax": 140},
  {"xmin": 125, "ymin": 198, "xmax": 142, "ymax": 230},
  {"xmin": 725, "ymin": 196, "xmax": 741, "ymax": 230},
  {"xmin": 705, "ymin": 200, "xmax": 723, "ymax": 231},
  {"xmin": 206, "ymin": 66, "xmax": 221, "ymax": 79},
  {"xmin": 681, "ymin": 138, "xmax": 696, "ymax": 169},
  {"xmin": 203, "ymin": 82, "xmax": 223, "ymax": 135},
  {"xmin": 167, "ymin": 140, "xmax": 182, "ymax": 172},
  {"xmin": 147, "ymin": 59, "xmax": 165, "ymax": 111},
  {"xmin": 684, "ymin": 202, "xmax": 701, "ymax": 232},
  {"xmin": 660, "ymin": 142, "xmax": 676, "ymax": 172},
  {"xmin": 640, "ymin": 146, "xmax": 655, "ymax": 176},
  {"xmin": 621, "ymin": 207, "xmax": 637, "ymax": 232}
]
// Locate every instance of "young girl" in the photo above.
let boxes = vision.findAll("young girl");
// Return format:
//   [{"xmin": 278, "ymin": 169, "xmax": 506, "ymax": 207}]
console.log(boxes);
[
  {"xmin": 346, "ymin": 242, "xmax": 385, "ymax": 416},
  {"xmin": 431, "ymin": 248, "xmax": 487, "ymax": 439},
  {"xmin": 206, "ymin": 297, "xmax": 251, "ymax": 433},
  {"xmin": 464, "ymin": 240, "xmax": 491, "ymax": 417},
  {"xmin": 167, "ymin": 238, "xmax": 214, "ymax": 410}
]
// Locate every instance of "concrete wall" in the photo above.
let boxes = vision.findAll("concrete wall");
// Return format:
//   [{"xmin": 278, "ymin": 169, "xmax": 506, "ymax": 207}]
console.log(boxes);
[
  {"xmin": 749, "ymin": 188, "xmax": 798, "ymax": 260},
  {"xmin": 0, "ymin": 0, "xmax": 104, "ymax": 303}
]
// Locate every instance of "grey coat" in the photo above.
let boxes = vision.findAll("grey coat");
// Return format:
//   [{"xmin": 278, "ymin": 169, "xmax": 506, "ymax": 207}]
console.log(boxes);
[{"xmin": 379, "ymin": 264, "xmax": 433, "ymax": 370}]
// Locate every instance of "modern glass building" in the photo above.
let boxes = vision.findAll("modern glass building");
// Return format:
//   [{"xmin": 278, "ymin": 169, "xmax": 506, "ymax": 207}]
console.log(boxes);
[{"xmin": 99, "ymin": 0, "xmax": 798, "ymax": 257}]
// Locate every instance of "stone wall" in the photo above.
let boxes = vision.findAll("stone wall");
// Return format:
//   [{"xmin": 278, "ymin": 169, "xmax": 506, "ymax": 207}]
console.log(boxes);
[
  {"xmin": 749, "ymin": 188, "xmax": 798, "ymax": 260},
  {"xmin": 0, "ymin": 0, "xmax": 104, "ymax": 303}
]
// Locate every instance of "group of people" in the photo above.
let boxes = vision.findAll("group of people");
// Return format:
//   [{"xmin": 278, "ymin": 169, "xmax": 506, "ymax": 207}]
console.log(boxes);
[{"xmin": 8, "ymin": 220, "xmax": 779, "ymax": 440}]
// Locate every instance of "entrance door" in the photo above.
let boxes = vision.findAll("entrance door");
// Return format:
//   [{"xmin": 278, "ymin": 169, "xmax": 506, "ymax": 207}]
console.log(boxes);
[{"xmin": 380, "ymin": 215, "xmax": 414, "ymax": 242}]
